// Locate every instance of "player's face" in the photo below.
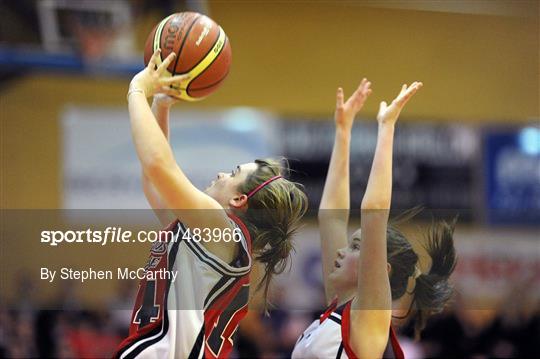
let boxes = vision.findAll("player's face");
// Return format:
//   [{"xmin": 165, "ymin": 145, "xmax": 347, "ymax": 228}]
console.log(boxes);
[
  {"xmin": 205, "ymin": 162, "xmax": 258, "ymax": 207},
  {"xmin": 328, "ymin": 228, "xmax": 362, "ymax": 291}
]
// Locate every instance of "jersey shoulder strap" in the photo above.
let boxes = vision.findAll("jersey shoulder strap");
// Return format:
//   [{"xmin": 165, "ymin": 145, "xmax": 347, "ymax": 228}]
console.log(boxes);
[{"xmin": 340, "ymin": 300, "xmax": 404, "ymax": 359}]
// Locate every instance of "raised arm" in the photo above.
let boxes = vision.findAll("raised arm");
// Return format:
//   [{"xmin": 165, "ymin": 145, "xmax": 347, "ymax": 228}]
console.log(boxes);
[
  {"xmin": 128, "ymin": 50, "xmax": 233, "ymax": 250},
  {"xmin": 350, "ymin": 82, "xmax": 422, "ymax": 358},
  {"xmin": 141, "ymin": 95, "xmax": 179, "ymax": 226},
  {"xmin": 318, "ymin": 79, "xmax": 371, "ymax": 304}
]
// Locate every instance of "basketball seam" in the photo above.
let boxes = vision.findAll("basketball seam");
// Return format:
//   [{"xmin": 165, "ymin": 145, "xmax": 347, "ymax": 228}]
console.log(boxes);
[
  {"xmin": 188, "ymin": 69, "xmax": 229, "ymax": 91},
  {"xmin": 168, "ymin": 77, "xmax": 230, "ymax": 100},
  {"xmin": 153, "ymin": 15, "xmax": 174, "ymax": 62},
  {"xmin": 187, "ymin": 34, "xmax": 228, "ymax": 95},
  {"xmin": 172, "ymin": 14, "xmax": 202, "ymax": 75},
  {"xmin": 157, "ymin": 18, "xmax": 168, "ymax": 63}
]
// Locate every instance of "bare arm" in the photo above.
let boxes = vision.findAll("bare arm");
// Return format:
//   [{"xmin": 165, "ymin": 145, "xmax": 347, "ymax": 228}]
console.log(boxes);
[
  {"xmin": 319, "ymin": 79, "xmax": 371, "ymax": 304},
  {"xmin": 128, "ymin": 50, "xmax": 234, "ymax": 258},
  {"xmin": 142, "ymin": 95, "xmax": 177, "ymax": 226},
  {"xmin": 350, "ymin": 82, "xmax": 423, "ymax": 358}
]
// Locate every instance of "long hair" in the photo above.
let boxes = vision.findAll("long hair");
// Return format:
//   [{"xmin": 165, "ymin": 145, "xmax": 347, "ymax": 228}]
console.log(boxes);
[
  {"xmin": 236, "ymin": 158, "xmax": 308, "ymax": 311},
  {"xmin": 387, "ymin": 211, "xmax": 457, "ymax": 339}
]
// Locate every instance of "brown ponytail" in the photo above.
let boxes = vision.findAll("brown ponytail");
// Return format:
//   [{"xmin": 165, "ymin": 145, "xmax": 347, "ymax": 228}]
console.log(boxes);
[
  {"xmin": 386, "ymin": 211, "xmax": 457, "ymax": 339},
  {"xmin": 236, "ymin": 158, "xmax": 308, "ymax": 311},
  {"xmin": 410, "ymin": 218, "xmax": 457, "ymax": 339}
]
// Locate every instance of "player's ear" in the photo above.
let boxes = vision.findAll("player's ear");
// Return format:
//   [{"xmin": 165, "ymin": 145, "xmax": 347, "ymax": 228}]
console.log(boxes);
[
  {"xmin": 387, "ymin": 263, "xmax": 392, "ymax": 276},
  {"xmin": 229, "ymin": 194, "xmax": 248, "ymax": 209}
]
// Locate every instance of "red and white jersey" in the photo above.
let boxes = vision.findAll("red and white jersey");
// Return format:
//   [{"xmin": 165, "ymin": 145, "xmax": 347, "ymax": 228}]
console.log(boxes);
[
  {"xmin": 114, "ymin": 214, "xmax": 251, "ymax": 359},
  {"xmin": 292, "ymin": 299, "xmax": 404, "ymax": 359}
]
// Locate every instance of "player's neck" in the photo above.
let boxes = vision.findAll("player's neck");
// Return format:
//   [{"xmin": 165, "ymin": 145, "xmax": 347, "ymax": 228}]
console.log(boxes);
[{"xmin": 336, "ymin": 288, "xmax": 355, "ymax": 307}]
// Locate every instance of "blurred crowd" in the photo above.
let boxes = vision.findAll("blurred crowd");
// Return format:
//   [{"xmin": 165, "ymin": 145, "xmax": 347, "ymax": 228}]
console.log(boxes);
[
  {"xmin": 0, "ymin": 275, "xmax": 133, "ymax": 358},
  {"xmin": 1, "ymin": 275, "xmax": 538, "ymax": 358}
]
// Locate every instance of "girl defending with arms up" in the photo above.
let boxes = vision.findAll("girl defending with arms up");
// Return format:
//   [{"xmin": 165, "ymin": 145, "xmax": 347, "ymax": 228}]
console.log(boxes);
[{"xmin": 292, "ymin": 79, "xmax": 456, "ymax": 358}]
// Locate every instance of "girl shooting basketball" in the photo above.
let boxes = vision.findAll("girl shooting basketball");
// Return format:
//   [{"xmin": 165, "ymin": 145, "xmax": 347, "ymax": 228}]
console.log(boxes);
[
  {"xmin": 115, "ymin": 50, "xmax": 307, "ymax": 358},
  {"xmin": 292, "ymin": 79, "xmax": 456, "ymax": 358}
]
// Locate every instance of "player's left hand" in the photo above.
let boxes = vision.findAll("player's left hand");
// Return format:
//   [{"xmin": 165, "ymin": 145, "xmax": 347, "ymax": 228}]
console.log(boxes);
[
  {"xmin": 334, "ymin": 78, "xmax": 372, "ymax": 132},
  {"xmin": 377, "ymin": 82, "xmax": 423, "ymax": 126},
  {"xmin": 129, "ymin": 49, "xmax": 190, "ymax": 98}
]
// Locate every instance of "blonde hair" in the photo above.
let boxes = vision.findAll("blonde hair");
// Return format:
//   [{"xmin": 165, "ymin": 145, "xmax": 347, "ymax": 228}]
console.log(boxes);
[{"xmin": 236, "ymin": 158, "xmax": 308, "ymax": 310}]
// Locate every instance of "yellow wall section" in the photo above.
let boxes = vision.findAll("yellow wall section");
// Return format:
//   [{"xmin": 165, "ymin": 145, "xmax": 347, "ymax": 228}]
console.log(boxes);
[{"xmin": 210, "ymin": 1, "xmax": 538, "ymax": 119}]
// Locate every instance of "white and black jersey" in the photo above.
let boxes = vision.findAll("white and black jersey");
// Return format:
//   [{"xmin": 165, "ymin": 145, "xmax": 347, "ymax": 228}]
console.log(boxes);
[
  {"xmin": 114, "ymin": 214, "xmax": 252, "ymax": 359},
  {"xmin": 292, "ymin": 299, "xmax": 404, "ymax": 359}
]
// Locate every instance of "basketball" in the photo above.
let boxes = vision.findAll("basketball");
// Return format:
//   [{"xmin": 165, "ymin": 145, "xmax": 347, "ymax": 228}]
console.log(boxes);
[{"xmin": 143, "ymin": 12, "xmax": 232, "ymax": 101}]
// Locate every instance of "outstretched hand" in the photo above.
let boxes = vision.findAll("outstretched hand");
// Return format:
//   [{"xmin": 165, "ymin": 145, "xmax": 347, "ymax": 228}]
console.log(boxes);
[
  {"xmin": 335, "ymin": 78, "xmax": 372, "ymax": 131},
  {"xmin": 129, "ymin": 49, "xmax": 190, "ymax": 99},
  {"xmin": 377, "ymin": 82, "xmax": 423, "ymax": 126}
]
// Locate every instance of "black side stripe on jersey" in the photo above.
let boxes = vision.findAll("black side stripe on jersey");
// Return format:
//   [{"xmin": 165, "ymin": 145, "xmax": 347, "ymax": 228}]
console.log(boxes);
[
  {"xmin": 188, "ymin": 326, "xmax": 205, "ymax": 359},
  {"xmin": 116, "ymin": 240, "xmax": 181, "ymax": 358},
  {"xmin": 204, "ymin": 275, "xmax": 236, "ymax": 309},
  {"xmin": 116, "ymin": 319, "xmax": 165, "ymax": 359},
  {"xmin": 336, "ymin": 342, "xmax": 344, "ymax": 359},
  {"xmin": 175, "ymin": 223, "xmax": 230, "ymax": 276},
  {"xmin": 328, "ymin": 315, "xmax": 342, "ymax": 325},
  {"xmin": 179, "ymin": 221, "xmax": 251, "ymax": 275},
  {"xmin": 204, "ymin": 274, "xmax": 246, "ymax": 311},
  {"xmin": 185, "ymin": 238, "xmax": 242, "ymax": 276},
  {"xmin": 179, "ymin": 223, "xmax": 251, "ymax": 277}
]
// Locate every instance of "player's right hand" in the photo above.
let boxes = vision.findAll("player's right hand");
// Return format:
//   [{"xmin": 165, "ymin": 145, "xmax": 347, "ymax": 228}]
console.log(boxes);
[
  {"xmin": 334, "ymin": 78, "xmax": 372, "ymax": 132},
  {"xmin": 129, "ymin": 49, "xmax": 190, "ymax": 99},
  {"xmin": 376, "ymin": 82, "xmax": 423, "ymax": 126}
]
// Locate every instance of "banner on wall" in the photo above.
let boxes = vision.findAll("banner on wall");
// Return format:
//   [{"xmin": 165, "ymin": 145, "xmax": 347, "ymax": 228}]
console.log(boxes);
[
  {"xmin": 281, "ymin": 120, "xmax": 479, "ymax": 219},
  {"xmin": 484, "ymin": 126, "xmax": 540, "ymax": 225}
]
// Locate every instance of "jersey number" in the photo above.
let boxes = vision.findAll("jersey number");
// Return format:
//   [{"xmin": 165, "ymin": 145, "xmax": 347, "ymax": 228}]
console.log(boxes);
[
  {"xmin": 133, "ymin": 279, "xmax": 161, "ymax": 327},
  {"xmin": 206, "ymin": 285, "xmax": 249, "ymax": 356}
]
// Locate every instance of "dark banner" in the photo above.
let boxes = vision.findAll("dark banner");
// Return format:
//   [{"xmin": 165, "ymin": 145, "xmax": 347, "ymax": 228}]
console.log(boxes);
[{"xmin": 281, "ymin": 120, "xmax": 478, "ymax": 220}]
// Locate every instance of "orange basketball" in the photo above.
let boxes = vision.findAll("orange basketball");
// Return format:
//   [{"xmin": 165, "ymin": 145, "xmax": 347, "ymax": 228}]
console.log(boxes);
[{"xmin": 144, "ymin": 12, "xmax": 232, "ymax": 101}]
